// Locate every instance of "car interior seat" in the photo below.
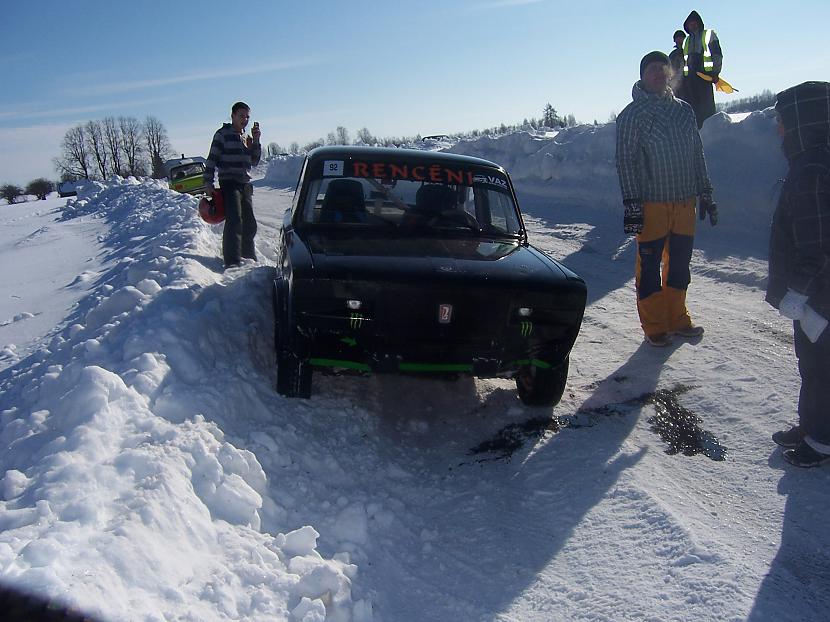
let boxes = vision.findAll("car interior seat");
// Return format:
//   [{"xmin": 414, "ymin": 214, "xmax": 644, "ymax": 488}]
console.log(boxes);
[
  {"xmin": 414, "ymin": 184, "xmax": 456, "ymax": 214},
  {"xmin": 319, "ymin": 179, "xmax": 367, "ymax": 223}
]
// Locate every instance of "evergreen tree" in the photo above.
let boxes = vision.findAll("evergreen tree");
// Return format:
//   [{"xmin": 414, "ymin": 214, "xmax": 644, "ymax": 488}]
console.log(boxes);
[{"xmin": 542, "ymin": 103, "xmax": 560, "ymax": 128}]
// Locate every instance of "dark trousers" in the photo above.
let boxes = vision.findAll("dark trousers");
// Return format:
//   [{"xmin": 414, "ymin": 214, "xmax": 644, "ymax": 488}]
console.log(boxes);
[
  {"xmin": 794, "ymin": 322, "xmax": 830, "ymax": 445},
  {"xmin": 683, "ymin": 73, "xmax": 716, "ymax": 129},
  {"xmin": 220, "ymin": 180, "xmax": 257, "ymax": 265}
]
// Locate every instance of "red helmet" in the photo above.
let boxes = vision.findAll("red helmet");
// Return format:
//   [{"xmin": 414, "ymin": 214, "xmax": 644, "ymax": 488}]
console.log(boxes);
[{"xmin": 198, "ymin": 189, "xmax": 225, "ymax": 224}]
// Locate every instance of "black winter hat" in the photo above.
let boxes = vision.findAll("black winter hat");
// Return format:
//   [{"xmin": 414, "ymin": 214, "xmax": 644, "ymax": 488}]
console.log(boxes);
[
  {"xmin": 640, "ymin": 51, "xmax": 669, "ymax": 78},
  {"xmin": 673, "ymin": 29, "xmax": 686, "ymax": 40}
]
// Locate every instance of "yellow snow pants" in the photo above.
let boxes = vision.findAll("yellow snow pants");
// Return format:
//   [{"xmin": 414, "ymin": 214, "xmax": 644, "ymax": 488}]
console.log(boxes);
[{"xmin": 635, "ymin": 199, "xmax": 697, "ymax": 338}]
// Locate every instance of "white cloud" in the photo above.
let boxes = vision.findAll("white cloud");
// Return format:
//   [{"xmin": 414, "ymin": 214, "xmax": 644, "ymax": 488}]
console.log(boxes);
[
  {"xmin": 0, "ymin": 97, "xmax": 173, "ymax": 123},
  {"xmin": 62, "ymin": 59, "xmax": 319, "ymax": 97}
]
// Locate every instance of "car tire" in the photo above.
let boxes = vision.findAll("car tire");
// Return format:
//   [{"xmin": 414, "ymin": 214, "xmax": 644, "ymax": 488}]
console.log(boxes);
[
  {"xmin": 515, "ymin": 356, "xmax": 569, "ymax": 407},
  {"xmin": 274, "ymin": 277, "xmax": 312, "ymax": 399}
]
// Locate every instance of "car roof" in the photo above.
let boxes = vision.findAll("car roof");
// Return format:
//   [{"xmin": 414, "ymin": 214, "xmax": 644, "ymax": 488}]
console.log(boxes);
[{"xmin": 306, "ymin": 145, "xmax": 506, "ymax": 174}]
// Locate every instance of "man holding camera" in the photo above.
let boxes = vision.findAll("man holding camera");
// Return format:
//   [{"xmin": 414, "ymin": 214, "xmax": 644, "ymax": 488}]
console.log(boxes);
[
  {"xmin": 615, "ymin": 51, "xmax": 718, "ymax": 347},
  {"xmin": 204, "ymin": 101, "xmax": 262, "ymax": 268}
]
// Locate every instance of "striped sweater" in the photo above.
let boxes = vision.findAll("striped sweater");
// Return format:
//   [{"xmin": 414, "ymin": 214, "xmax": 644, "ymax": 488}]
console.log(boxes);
[
  {"xmin": 204, "ymin": 123, "xmax": 262, "ymax": 185},
  {"xmin": 616, "ymin": 82, "xmax": 712, "ymax": 203}
]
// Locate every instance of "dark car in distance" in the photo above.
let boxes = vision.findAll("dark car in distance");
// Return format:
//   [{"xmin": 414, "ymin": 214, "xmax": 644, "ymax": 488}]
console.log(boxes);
[{"xmin": 273, "ymin": 146, "xmax": 586, "ymax": 406}]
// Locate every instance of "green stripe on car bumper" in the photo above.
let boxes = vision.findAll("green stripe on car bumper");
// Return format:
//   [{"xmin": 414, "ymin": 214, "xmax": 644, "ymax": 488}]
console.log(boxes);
[
  {"xmin": 309, "ymin": 358, "xmax": 371, "ymax": 371},
  {"xmin": 308, "ymin": 358, "xmax": 553, "ymax": 373}
]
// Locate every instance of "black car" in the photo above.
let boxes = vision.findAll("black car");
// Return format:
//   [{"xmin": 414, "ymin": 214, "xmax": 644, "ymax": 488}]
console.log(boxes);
[{"xmin": 273, "ymin": 146, "xmax": 586, "ymax": 406}]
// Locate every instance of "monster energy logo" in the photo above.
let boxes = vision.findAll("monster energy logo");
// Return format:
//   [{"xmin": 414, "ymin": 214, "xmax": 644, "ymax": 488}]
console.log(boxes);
[
  {"xmin": 350, "ymin": 313, "xmax": 364, "ymax": 329},
  {"xmin": 520, "ymin": 321, "xmax": 533, "ymax": 337}
]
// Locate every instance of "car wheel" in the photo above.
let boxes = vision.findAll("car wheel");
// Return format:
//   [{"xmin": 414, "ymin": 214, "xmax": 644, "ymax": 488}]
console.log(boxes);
[
  {"xmin": 515, "ymin": 356, "xmax": 569, "ymax": 407},
  {"xmin": 274, "ymin": 278, "xmax": 312, "ymax": 399}
]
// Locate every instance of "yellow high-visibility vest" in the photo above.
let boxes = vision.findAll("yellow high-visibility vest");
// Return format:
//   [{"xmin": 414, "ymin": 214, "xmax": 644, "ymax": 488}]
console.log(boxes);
[{"xmin": 683, "ymin": 29, "xmax": 715, "ymax": 75}]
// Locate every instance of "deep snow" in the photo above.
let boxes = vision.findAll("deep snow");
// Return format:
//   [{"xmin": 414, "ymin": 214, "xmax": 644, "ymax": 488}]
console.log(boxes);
[{"xmin": 1, "ymin": 111, "xmax": 828, "ymax": 622}]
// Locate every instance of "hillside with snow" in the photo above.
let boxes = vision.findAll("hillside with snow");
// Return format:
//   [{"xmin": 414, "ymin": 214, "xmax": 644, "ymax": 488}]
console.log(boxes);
[{"xmin": 1, "ymin": 111, "xmax": 828, "ymax": 621}]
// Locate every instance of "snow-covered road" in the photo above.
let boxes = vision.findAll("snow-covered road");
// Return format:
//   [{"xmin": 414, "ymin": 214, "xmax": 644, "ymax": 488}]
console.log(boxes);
[{"xmin": 250, "ymin": 183, "xmax": 829, "ymax": 621}]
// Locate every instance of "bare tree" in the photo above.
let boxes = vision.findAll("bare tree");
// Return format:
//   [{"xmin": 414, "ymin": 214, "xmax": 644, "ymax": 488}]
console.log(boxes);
[
  {"xmin": 289, "ymin": 141, "xmax": 300, "ymax": 155},
  {"xmin": 355, "ymin": 127, "xmax": 375, "ymax": 145},
  {"xmin": 1, "ymin": 184, "xmax": 24, "ymax": 204},
  {"xmin": 26, "ymin": 178, "xmax": 53, "ymax": 200},
  {"xmin": 266, "ymin": 142, "xmax": 282, "ymax": 157},
  {"xmin": 119, "ymin": 116, "xmax": 145, "ymax": 177},
  {"xmin": 335, "ymin": 126, "xmax": 350, "ymax": 145},
  {"xmin": 103, "ymin": 117, "xmax": 124, "ymax": 176},
  {"xmin": 143, "ymin": 116, "xmax": 172, "ymax": 178},
  {"xmin": 85, "ymin": 120, "xmax": 109, "ymax": 178},
  {"xmin": 303, "ymin": 138, "xmax": 325, "ymax": 152},
  {"xmin": 53, "ymin": 124, "xmax": 92, "ymax": 180}
]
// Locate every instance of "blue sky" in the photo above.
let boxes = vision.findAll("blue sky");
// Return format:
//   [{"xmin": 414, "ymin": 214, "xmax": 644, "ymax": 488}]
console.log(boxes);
[{"xmin": 1, "ymin": 0, "xmax": 826, "ymax": 185}]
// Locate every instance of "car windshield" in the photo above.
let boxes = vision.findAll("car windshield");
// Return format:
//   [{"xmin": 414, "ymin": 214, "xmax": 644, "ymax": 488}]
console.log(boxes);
[
  {"xmin": 299, "ymin": 158, "xmax": 522, "ymax": 237},
  {"xmin": 171, "ymin": 163, "xmax": 204, "ymax": 179}
]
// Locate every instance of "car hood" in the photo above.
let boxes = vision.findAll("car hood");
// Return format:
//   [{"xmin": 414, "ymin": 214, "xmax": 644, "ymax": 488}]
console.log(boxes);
[{"xmin": 298, "ymin": 234, "xmax": 578, "ymax": 290}]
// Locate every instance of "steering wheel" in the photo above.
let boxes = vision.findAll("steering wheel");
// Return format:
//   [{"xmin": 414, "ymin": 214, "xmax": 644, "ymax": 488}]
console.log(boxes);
[{"xmin": 428, "ymin": 209, "xmax": 480, "ymax": 232}]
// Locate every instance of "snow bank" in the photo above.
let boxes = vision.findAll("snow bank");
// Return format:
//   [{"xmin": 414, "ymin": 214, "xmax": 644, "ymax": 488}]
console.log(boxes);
[
  {"xmin": 0, "ymin": 179, "xmax": 368, "ymax": 621},
  {"xmin": 265, "ymin": 112, "xmax": 786, "ymax": 242},
  {"xmin": 264, "ymin": 156, "xmax": 305, "ymax": 189},
  {"xmin": 449, "ymin": 110, "xmax": 787, "ymax": 235}
]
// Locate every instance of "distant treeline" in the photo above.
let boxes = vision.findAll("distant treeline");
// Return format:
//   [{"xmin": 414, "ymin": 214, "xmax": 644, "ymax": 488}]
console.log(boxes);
[
  {"xmin": 716, "ymin": 89, "xmax": 776, "ymax": 114},
  {"xmin": 264, "ymin": 103, "xmax": 581, "ymax": 156}
]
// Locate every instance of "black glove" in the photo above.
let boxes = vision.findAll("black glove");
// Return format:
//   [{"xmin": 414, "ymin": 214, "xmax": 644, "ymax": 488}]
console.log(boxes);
[
  {"xmin": 698, "ymin": 191, "xmax": 718, "ymax": 226},
  {"xmin": 623, "ymin": 200, "xmax": 644, "ymax": 235}
]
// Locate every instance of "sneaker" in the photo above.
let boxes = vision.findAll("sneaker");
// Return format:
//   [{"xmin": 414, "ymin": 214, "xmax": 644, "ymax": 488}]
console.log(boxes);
[
  {"xmin": 645, "ymin": 332, "xmax": 671, "ymax": 347},
  {"xmin": 672, "ymin": 325, "xmax": 705, "ymax": 338},
  {"xmin": 772, "ymin": 425, "xmax": 803, "ymax": 449},
  {"xmin": 783, "ymin": 440, "xmax": 830, "ymax": 468},
  {"xmin": 223, "ymin": 262, "xmax": 241, "ymax": 270}
]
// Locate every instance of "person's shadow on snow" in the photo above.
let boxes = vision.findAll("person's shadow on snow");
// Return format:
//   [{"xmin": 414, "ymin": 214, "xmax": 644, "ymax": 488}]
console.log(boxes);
[
  {"xmin": 355, "ymin": 341, "xmax": 675, "ymax": 620},
  {"xmin": 747, "ymin": 459, "xmax": 830, "ymax": 621}
]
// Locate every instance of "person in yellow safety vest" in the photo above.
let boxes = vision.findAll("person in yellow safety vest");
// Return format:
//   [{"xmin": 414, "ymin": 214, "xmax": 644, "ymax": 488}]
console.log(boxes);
[{"xmin": 681, "ymin": 10, "xmax": 723, "ymax": 129}]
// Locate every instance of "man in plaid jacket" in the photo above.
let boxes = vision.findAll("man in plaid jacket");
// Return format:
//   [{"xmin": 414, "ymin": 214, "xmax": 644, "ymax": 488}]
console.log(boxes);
[
  {"xmin": 767, "ymin": 81, "xmax": 830, "ymax": 467},
  {"xmin": 615, "ymin": 51, "xmax": 717, "ymax": 347}
]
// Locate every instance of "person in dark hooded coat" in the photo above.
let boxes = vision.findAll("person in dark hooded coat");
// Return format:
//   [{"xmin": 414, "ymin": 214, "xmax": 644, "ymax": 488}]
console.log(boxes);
[
  {"xmin": 669, "ymin": 29, "xmax": 687, "ymax": 98},
  {"xmin": 766, "ymin": 81, "xmax": 830, "ymax": 467},
  {"xmin": 681, "ymin": 10, "xmax": 723, "ymax": 128}
]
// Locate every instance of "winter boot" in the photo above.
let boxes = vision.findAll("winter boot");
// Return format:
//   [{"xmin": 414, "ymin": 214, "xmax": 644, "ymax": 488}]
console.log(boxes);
[
  {"xmin": 672, "ymin": 325, "xmax": 705, "ymax": 338},
  {"xmin": 772, "ymin": 425, "xmax": 803, "ymax": 449},
  {"xmin": 783, "ymin": 440, "xmax": 830, "ymax": 468},
  {"xmin": 645, "ymin": 332, "xmax": 671, "ymax": 347}
]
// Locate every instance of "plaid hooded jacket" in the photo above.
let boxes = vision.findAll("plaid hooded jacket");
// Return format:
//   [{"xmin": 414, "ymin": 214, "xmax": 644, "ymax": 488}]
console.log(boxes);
[
  {"xmin": 616, "ymin": 81, "xmax": 712, "ymax": 203},
  {"xmin": 766, "ymin": 82, "xmax": 830, "ymax": 315}
]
